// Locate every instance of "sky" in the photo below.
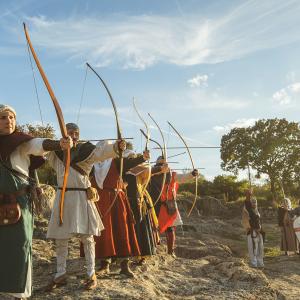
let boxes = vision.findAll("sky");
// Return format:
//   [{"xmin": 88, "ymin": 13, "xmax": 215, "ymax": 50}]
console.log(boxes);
[{"xmin": 1, "ymin": 0, "xmax": 300, "ymax": 180}]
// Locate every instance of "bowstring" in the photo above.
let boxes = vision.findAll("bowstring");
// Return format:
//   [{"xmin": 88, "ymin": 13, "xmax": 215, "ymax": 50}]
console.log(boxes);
[
  {"xmin": 26, "ymin": 42, "xmax": 44, "ymax": 126},
  {"xmin": 167, "ymin": 122, "xmax": 171, "ymax": 151},
  {"xmin": 77, "ymin": 64, "xmax": 88, "ymax": 125}
]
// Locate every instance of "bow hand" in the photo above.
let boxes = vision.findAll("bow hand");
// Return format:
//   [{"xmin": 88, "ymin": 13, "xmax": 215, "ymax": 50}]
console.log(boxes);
[
  {"xmin": 143, "ymin": 150, "xmax": 150, "ymax": 161},
  {"xmin": 115, "ymin": 139, "xmax": 126, "ymax": 153},
  {"xmin": 60, "ymin": 136, "xmax": 73, "ymax": 150}
]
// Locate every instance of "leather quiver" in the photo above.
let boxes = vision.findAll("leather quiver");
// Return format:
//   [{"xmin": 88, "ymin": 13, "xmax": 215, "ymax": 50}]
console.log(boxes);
[{"xmin": 86, "ymin": 187, "xmax": 100, "ymax": 202}]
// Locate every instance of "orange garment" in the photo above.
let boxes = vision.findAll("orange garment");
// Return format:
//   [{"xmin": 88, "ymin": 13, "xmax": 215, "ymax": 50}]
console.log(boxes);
[{"xmin": 80, "ymin": 160, "xmax": 140, "ymax": 258}]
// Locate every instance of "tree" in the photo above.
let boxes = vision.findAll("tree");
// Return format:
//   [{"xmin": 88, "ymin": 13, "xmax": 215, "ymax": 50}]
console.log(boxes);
[
  {"xmin": 17, "ymin": 123, "xmax": 56, "ymax": 139},
  {"xmin": 213, "ymin": 175, "xmax": 248, "ymax": 202},
  {"xmin": 221, "ymin": 118, "xmax": 300, "ymax": 201}
]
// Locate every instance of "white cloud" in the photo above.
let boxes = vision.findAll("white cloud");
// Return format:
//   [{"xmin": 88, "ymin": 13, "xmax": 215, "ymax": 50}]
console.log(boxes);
[
  {"xmin": 272, "ymin": 81, "xmax": 300, "ymax": 105},
  {"xmin": 213, "ymin": 118, "xmax": 258, "ymax": 133},
  {"xmin": 272, "ymin": 89, "xmax": 291, "ymax": 105},
  {"xmin": 187, "ymin": 74, "xmax": 208, "ymax": 88},
  {"xmin": 19, "ymin": 0, "xmax": 300, "ymax": 69},
  {"xmin": 289, "ymin": 82, "xmax": 300, "ymax": 92}
]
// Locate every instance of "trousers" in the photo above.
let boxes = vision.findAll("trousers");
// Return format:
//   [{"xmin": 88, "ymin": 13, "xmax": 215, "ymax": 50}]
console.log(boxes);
[{"xmin": 55, "ymin": 234, "xmax": 96, "ymax": 278}]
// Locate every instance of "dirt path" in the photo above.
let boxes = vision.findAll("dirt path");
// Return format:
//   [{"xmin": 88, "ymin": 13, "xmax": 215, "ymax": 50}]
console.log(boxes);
[{"xmin": 2, "ymin": 213, "xmax": 298, "ymax": 299}]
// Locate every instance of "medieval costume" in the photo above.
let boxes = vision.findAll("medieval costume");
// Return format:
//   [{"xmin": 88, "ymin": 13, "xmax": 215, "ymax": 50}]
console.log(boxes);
[
  {"xmin": 82, "ymin": 151, "xmax": 144, "ymax": 277},
  {"xmin": 125, "ymin": 159, "xmax": 159, "ymax": 259},
  {"xmin": 0, "ymin": 104, "xmax": 68, "ymax": 299},
  {"xmin": 242, "ymin": 197, "xmax": 264, "ymax": 268},
  {"xmin": 46, "ymin": 124, "xmax": 119, "ymax": 290},
  {"xmin": 278, "ymin": 198, "xmax": 298, "ymax": 254},
  {"xmin": 149, "ymin": 158, "xmax": 185, "ymax": 257}
]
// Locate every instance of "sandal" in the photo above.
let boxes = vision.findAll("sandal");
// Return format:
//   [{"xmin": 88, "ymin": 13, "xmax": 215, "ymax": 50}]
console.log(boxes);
[
  {"xmin": 84, "ymin": 273, "xmax": 97, "ymax": 290},
  {"xmin": 44, "ymin": 274, "xmax": 67, "ymax": 292}
]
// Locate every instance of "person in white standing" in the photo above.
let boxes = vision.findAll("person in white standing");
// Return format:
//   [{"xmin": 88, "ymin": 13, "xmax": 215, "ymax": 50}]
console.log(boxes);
[{"xmin": 46, "ymin": 123, "xmax": 126, "ymax": 290}]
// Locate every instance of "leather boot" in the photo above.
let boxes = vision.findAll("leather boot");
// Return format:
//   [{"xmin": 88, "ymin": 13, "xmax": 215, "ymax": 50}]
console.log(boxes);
[
  {"xmin": 120, "ymin": 259, "xmax": 135, "ymax": 278},
  {"xmin": 97, "ymin": 259, "xmax": 110, "ymax": 275},
  {"xmin": 166, "ymin": 228, "xmax": 176, "ymax": 258}
]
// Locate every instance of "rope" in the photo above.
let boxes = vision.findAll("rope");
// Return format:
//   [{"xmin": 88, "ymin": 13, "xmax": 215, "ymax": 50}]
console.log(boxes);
[
  {"xmin": 77, "ymin": 64, "xmax": 88, "ymax": 125},
  {"xmin": 26, "ymin": 42, "xmax": 44, "ymax": 126}
]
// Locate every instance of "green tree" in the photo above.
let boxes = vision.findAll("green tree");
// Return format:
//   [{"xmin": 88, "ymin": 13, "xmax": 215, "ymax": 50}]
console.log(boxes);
[
  {"xmin": 213, "ymin": 175, "xmax": 248, "ymax": 202},
  {"xmin": 221, "ymin": 118, "xmax": 300, "ymax": 201},
  {"xmin": 17, "ymin": 123, "xmax": 56, "ymax": 139}
]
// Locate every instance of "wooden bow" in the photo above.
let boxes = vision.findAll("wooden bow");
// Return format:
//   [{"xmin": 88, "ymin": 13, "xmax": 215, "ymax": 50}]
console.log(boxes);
[
  {"xmin": 148, "ymin": 113, "xmax": 167, "ymax": 207},
  {"xmin": 167, "ymin": 121, "xmax": 198, "ymax": 217},
  {"xmin": 133, "ymin": 98, "xmax": 151, "ymax": 195},
  {"xmin": 86, "ymin": 63, "xmax": 123, "ymax": 217},
  {"xmin": 140, "ymin": 129, "xmax": 163, "ymax": 154},
  {"xmin": 23, "ymin": 23, "xmax": 70, "ymax": 225}
]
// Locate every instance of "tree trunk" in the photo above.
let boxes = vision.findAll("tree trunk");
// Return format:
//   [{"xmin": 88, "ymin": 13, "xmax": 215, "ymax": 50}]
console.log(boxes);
[{"xmin": 270, "ymin": 177, "xmax": 277, "ymax": 207}]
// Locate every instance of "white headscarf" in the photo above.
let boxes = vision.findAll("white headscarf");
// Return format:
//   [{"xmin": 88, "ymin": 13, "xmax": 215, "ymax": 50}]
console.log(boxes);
[{"xmin": 0, "ymin": 104, "xmax": 16, "ymax": 117}]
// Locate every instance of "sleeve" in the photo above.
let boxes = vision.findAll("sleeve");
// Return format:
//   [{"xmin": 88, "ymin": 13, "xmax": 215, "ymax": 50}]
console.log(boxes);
[
  {"xmin": 151, "ymin": 166, "xmax": 163, "ymax": 176},
  {"xmin": 20, "ymin": 138, "xmax": 48, "ymax": 156},
  {"xmin": 123, "ymin": 155, "xmax": 145, "ymax": 172},
  {"xmin": 87, "ymin": 140, "xmax": 118, "ymax": 164}
]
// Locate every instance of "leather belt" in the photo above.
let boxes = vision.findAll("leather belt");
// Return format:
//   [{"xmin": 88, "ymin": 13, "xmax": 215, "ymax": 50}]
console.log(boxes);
[
  {"xmin": 58, "ymin": 187, "xmax": 88, "ymax": 192},
  {"xmin": 0, "ymin": 185, "xmax": 30, "ymax": 203}
]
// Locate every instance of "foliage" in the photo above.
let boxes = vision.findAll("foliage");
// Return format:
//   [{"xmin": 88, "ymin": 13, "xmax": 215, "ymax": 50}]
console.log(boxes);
[
  {"xmin": 17, "ymin": 123, "xmax": 56, "ymax": 139},
  {"xmin": 178, "ymin": 174, "xmax": 248, "ymax": 202},
  {"xmin": 221, "ymin": 118, "xmax": 300, "ymax": 201}
]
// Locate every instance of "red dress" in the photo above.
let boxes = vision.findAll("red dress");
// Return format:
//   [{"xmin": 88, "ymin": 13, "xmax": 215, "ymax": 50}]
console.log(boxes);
[
  {"xmin": 158, "ymin": 172, "xmax": 179, "ymax": 233},
  {"xmin": 81, "ymin": 159, "xmax": 140, "ymax": 259}
]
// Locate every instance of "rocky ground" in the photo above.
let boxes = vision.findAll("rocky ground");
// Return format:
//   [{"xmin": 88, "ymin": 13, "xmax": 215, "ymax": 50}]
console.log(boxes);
[{"xmin": 2, "ymin": 193, "xmax": 300, "ymax": 299}]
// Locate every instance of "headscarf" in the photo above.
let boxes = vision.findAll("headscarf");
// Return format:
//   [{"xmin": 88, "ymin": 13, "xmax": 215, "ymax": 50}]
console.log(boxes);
[
  {"xmin": 66, "ymin": 123, "xmax": 79, "ymax": 131},
  {"xmin": 0, "ymin": 104, "xmax": 16, "ymax": 118},
  {"xmin": 283, "ymin": 197, "xmax": 292, "ymax": 210}
]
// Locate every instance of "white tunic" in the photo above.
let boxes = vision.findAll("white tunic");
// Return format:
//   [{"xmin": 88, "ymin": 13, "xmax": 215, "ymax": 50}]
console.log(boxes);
[{"xmin": 46, "ymin": 141, "xmax": 117, "ymax": 239}]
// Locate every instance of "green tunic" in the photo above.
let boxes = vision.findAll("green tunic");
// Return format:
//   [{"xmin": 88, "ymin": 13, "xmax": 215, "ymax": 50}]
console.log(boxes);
[{"xmin": 0, "ymin": 162, "xmax": 33, "ymax": 293}]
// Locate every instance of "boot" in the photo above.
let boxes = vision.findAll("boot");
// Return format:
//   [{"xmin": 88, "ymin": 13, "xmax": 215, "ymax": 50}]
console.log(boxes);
[
  {"xmin": 97, "ymin": 259, "xmax": 110, "ymax": 275},
  {"xmin": 166, "ymin": 228, "xmax": 176, "ymax": 258},
  {"xmin": 120, "ymin": 259, "xmax": 135, "ymax": 278}
]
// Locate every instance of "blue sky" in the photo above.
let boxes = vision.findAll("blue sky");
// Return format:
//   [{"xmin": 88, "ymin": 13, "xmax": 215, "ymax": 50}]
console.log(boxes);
[{"xmin": 1, "ymin": 0, "xmax": 300, "ymax": 180}]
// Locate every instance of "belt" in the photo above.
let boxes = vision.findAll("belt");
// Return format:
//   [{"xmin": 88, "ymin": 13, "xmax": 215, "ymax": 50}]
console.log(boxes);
[
  {"xmin": 0, "ymin": 185, "xmax": 30, "ymax": 203},
  {"xmin": 58, "ymin": 187, "xmax": 88, "ymax": 192}
]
